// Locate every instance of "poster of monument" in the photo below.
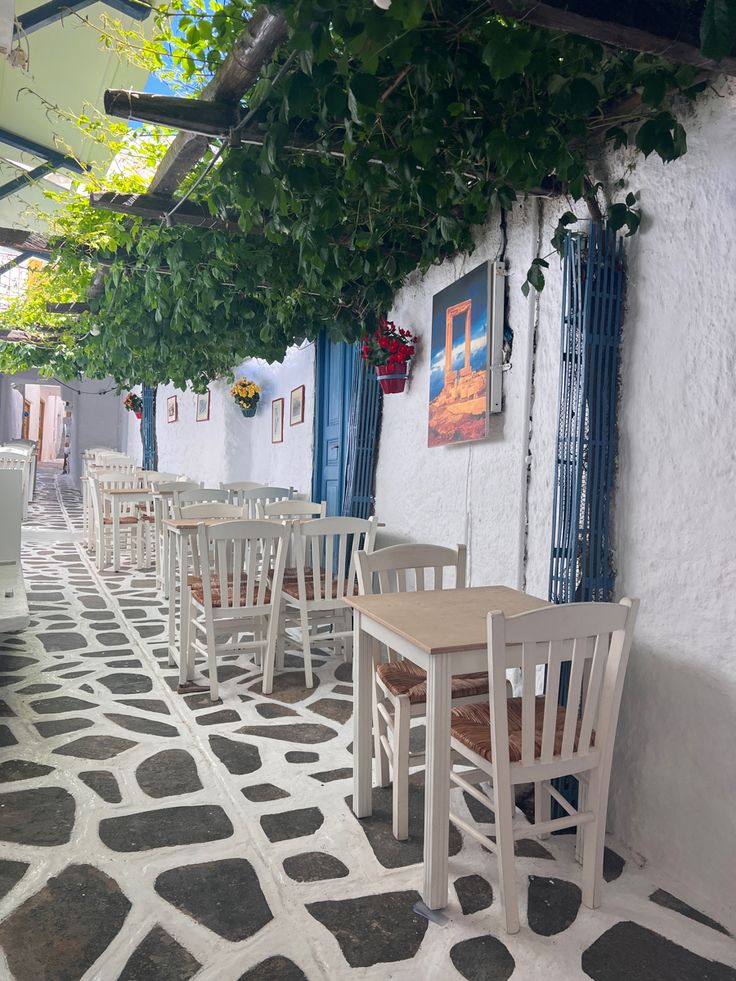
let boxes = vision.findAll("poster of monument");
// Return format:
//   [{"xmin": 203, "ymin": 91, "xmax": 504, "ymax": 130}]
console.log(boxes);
[{"xmin": 428, "ymin": 261, "xmax": 490, "ymax": 446}]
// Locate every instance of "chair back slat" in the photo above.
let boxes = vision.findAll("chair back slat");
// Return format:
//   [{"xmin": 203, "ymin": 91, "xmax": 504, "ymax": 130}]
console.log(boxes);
[
  {"xmin": 294, "ymin": 516, "xmax": 377, "ymax": 604},
  {"xmin": 356, "ymin": 542, "xmax": 466, "ymax": 597},
  {"xmin": 488, "ymin": 600, "xmax": 638, "ymax": 770},
  {"xmin": 236, "ymin": 486, "xmax": 295, "ymax": 519},
  {"xmin": 174, "ymin": 488, "xmax": 229, "ymax": 517},
  {"xmin": 198, "ymin": 519, "xmax": 288, "ymax": 611},
  {"xmin": 259, "ymin": 499, "xmax": 326, "ymax": 520}
]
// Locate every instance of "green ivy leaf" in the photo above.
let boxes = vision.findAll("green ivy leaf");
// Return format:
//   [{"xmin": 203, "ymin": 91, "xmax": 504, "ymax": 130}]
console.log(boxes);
[
  {"xmin": 700, "ymin": 0, "xmax": 736, "ymax": 59},
  {"xmin": 350, "ymin": 73, "xmax": 380, "ymax": 107}
]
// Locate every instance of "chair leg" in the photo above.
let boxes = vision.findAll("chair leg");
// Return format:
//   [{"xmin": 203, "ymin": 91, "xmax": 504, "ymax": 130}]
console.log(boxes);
[
  {"xmin": 205, "ymin": 618, "xmax": 219, "ymax": 702},
  {"xmin": 575, "ymin": 776, "xmax": 588, "ymax": 865},
  {"xmin": 535, "ymin": 780, "xmax": 551, "ymax": 839},
  {"xmin": 263, "ymin": 609, "xmax": 280, "ymax": 695},
  {"xmin": 495, "ymin": 775, "xmax": 520, "ymax": 933},
  {"xmin": 373, "ymin": 687, "xmax": 390, "ymax": 788},
  {"xmin": 392, "ymin": 695, "xmax": 411, "ymax": 841},
  {"xmin": 299, "ymin": 604, "xmax": 314, "ymax": 688},
  {"xmin": 581, "ymin": 770, "xmax": 606, "ymax": 909}
]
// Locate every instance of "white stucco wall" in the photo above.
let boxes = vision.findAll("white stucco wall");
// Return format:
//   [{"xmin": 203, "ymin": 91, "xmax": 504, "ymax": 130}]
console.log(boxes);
[{"xmin": 124, "ymin": 343, "xmax": 316, "ymax": 497}]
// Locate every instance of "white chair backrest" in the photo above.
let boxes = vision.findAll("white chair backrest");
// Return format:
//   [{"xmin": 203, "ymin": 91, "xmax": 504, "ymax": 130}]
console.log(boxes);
[
  {"xmin": 0, "ymin": 469, "xmax": 23, "ymax": 563},
  {"xmin": 294, "ymin": 516, "xmax": 377, "ymax": 602},
  {"xmin": 258, "ymin": 499, "xmax": 327, "ymax": 521},
  {"xmin": 179, "ymin": 503, "xmax": 243, "ymax": 521},
  {"xmin": 173, "ymin": 488, "xmax": 229, "ymax": 517},
  {"xmin": 487, "ymin": 599, "xmax": 639, "ymax": 772},
  {"xmin": 356, "ymin": 542, "xmax": 466, "ymax": 595},
  {"xmin": 140, "ymin": 471, "xmax": 186, "ymax": 487},
  {"xmin": 237, "ymin": 485, "xmax": 295, "ymax": 519},
  {"xmin": 197, "ymin": 519, "xmax": 289, "ymax": 610},
  {"xmin": 220, "ymin": 481, "xmax": 265, "ymax": 505}
]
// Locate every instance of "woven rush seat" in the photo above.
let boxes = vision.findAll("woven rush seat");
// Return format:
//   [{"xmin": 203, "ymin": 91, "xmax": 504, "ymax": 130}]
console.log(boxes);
[
  {"xmin": 376, "ymin": 660, "xmax": 489, "ymax": 705},
  {"xmin": 188, "ymin": 574, "xmax": 272, "ymax": 607},
  {"xmin": 102, "ymin": 515, "xmax": 141, "ymax": 525},
  {"xmin": 282, "ymin": 565, "xmax": 314, "ymax": 582},
  {"xmin": 282, "ymin": 576, "xmax": 359, "ymax": 601},
  {"xmin": 451, "ymin": 696, "xmax": 590, "ymax": 763}
]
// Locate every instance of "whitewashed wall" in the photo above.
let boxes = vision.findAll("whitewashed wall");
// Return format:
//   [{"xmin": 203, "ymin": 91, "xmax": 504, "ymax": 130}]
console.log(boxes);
[
  {"xmin": 124, "ymin": 343, "xmax": 316, "ymax": 497},
  {"xmin": 124, "ymin": 86, "xmax": 735, "ymax": 927}
]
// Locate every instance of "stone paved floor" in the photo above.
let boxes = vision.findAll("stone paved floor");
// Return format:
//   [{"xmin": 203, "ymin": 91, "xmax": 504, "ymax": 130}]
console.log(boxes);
[{"xmin": 0, "ymin": 466, "xmax": 734, "ymax": 980}]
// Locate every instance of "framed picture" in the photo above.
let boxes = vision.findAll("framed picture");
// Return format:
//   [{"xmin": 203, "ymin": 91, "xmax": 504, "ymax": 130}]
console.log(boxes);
[
  {"xmin": 195, "ymin": 391, "xmax": 210, "ymax": 422},
  {"xmin": 290, "ymin": 385, "xmax": 305, "ymax": 426},
  {"xmin": 167, "ymin": 395, "xmax": 178, "ymax": 424},
  {"xmin": 428, "ymin": 261, "xmax": 492, "ymax": 447},
  {"xmin": 271, "ymin": 397, "xmax": 284, "ymax": 444}
]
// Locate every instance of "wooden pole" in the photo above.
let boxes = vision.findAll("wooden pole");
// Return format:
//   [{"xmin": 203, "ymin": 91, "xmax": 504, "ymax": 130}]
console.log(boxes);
[
  {"xmin": 45, "ymin": 302, "xmax": 90, "ymax": 314},
  {"xmin": 0, "ymin": 227, "xmax": 51, "ymax": 255},
  {"xmin": 485, "ymin": 0, "xmax": 736, "ymax": 76},
  {"xmin": 104, "ymin": 90, "xmax": 239, "ymax": 137}
]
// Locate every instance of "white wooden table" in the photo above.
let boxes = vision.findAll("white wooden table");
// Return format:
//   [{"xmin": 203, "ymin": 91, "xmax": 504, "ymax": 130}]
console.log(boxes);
[
  {"xmin": 346, "ymin": 585, "xmax": 549, "ymax": 910},
  {"xmin": 104, "ymin": 488, "xmax": 154, "ymax": 572}
]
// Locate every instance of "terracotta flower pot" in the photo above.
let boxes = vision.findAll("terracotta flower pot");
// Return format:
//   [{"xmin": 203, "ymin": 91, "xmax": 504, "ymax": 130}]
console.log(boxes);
[
  {"xmin": 376, "ymin": 363, "xmax": 408, "ymax": 394},
  {"xmin": 240, "ymin": 405, "xmax": 257, "ymax": 418}
]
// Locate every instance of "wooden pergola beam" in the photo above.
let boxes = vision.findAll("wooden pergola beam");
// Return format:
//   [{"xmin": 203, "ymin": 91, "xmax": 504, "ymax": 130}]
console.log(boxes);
[
  {"xmin": 150, "ymin": 7, "xmax": 288, "ymax": 195},
  {"xmin": 485, "ymin": 0, "xmax": 736, "ymax": 76},
  {"xmin": 45, "ymin": 302, "xmax": 90, "ymax": 314},
  {"xmin": 0, "ymin": 227, "xmax": 52, "ymax": 255},
  {"xmin": 88, "ymin": 192, "xmax": 241, "ymax": 233},
  {"xmin": 104, "ymin": 90, "xmax": 240, "ymax": 137}
]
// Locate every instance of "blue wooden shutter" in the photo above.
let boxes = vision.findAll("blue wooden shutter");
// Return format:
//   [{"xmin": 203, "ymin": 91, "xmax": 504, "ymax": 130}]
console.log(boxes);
[
  {"xmin": 141, "ymin": 384, "xmax": 157, "ymax": 471},
  {"xmin": 342, "ymin": 352, "xmax": 382, "ymax": 518}
]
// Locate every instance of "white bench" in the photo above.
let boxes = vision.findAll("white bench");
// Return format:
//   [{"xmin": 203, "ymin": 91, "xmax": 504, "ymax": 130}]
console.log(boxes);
[{"xmin": 0, "ymin": 469, "xmax": 29, "ymax": 634}]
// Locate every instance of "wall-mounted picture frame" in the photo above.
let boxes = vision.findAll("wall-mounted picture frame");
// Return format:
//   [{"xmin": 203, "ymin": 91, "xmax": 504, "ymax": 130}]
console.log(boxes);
[
  {"xmin": 167, "ymin": 395, "xmax": 178, "ymax": 424},
  {"xmin": 428, "ymin": 260, "xmax": 503, "ymax": 447},
  {"xmin": 290, "ymin": 385, "xmax": 305, "ymax": 426},
  {"xmin": 195, "ymin": 391, "xmax": 210, "ymax": 422},
  {"xmin": 271, "ymin": 397, "xmax": 284, "ymax": 444}
]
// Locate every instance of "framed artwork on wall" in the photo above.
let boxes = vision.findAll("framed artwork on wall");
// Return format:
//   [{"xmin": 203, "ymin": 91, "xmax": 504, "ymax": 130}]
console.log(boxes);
[
  {"xmin": 271, "ymin": 397, "xmax": 284, "ymax": 443},
  {"xmin": 167, "ymin": 395, "xmax": 178, "ymax": 423},
  {"xmin": 195, "ymin": 391, "xmax": 210, "ymax": 422},
  {"xmin": 290, "ymin": 385, "xmax": 305, "ymax": 426},
  {"xmin": 428, "ymin": 260, "xmax": 492, "ymax": 447}
]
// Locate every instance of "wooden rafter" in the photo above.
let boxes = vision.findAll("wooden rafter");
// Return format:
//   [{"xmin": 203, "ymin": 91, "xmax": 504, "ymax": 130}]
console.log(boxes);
[
  {"xmin": 0, "ymin": 227, "xmax": 52, "ymax": 255},
  {"xmin": 88, "ymin": 192, "xmax": 241, "ymax": 232},
  {"xmin": 45, "ymin": 302, "xmax": 90, "ymax": 314},
  {"xmin": 485, "ymin": 0, "xmax": 736, "ymax": 76}
]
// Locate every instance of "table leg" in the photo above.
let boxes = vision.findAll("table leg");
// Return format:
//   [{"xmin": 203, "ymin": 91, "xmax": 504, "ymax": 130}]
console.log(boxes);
[
  {"xmin": 167, "ymin": 530, "xmax": 178, "ymax": 668},
  {"xmin": 352, "ymin": 611, "xmax": 373, "ymax": 818},
  {"xmin": 112, "ymin": 497, "xmax": 121, "ymax": 572},
  {"xmin": 423, "ymin": 653, "xmax": 451, "ymax": 909}
]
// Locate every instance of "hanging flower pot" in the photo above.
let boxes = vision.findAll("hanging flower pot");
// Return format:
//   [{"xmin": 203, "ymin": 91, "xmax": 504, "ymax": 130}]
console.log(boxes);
[
  {"xmin": 231, "ymin": 377, "xmax": 261, "ymax": 419},
  {"xmin": 134, "ymin": 411, "xmax": 142, "ymax": 420},
  {"xmin": 375, "ymin": 363, "xmax": 408, "ymax": 394},
  {"xmin": 361, "ymin": 317, "xmax": 418, "ymax": 395},
  {"xmin": 123, "ymin": 391, "xmax": 143, "ymax": 417}
]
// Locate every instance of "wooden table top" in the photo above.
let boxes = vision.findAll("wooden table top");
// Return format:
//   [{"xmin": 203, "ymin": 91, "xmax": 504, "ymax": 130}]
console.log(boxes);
[
  {"xmin": 163, "ymin": 517, "xmax": 235, "ymax": 531},
  {"xmin": 345, "ymin": 585, "xmax": 549, "ymax": 655}
]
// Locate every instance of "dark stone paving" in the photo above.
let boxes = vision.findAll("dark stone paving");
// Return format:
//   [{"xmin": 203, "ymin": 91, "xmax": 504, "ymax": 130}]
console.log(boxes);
[
  {"xmin": 309, "ymin": 698, "xmax": 352, "ymax": 724},
  {"xmin": 283, "ymin": 851, "xmax": 349, "ymax": 882},
  {"xmin": 309, "ymin": 767, "xmax": 353, "ymax": 783},
  {"xmin": 346, "ymin": 784, "xmax": 462, "ymax": 869},
  {"xmin": 527, "ymin": 876, "xmax": 581, "ymax": 936},
  {"xmin": 581, "ymin": 921, "xmax": 736, "ymax": 981},
  {"xmin": 118, "ymin": 697, "xmax": 171, "ymax": 715},
  {"xmin": 155, "ymin": 859, "xmax": 272, "ymax": 941},
  {"xmin": 30, "ymin": 695, "xmax": 97, "ymax": 714},
  {"xmin": 104, "ymin": 713, "xmax": 179, "ymax": 737},
  {"xmin": 0, "ymin": 864, "xmax": 131, "ymax": 981},
  {"xmin": 255, "ymin": 702, "xmax": 299, "ymax": 719},
  {"xmin": 209, "ymin": 734, "xmax": 262, "ymax": 774},
  {"xmin": 241, "ymin": 783, "xmax": 291, "ymax": 802},
  {"xmin": 100, "ymin": 672, "xmax": 153, "ymax": 694},
  {"xmin": 261, "ymin": 807, "xmax": 325, "ymax": 842},
  {"xmin": 136, "ymin": 749, "xmax": 203, "ymax": 799},
  {"xmin": 450, "ymin": 935, "xmax": 516, "ymax": 981},
  {"xmin": 35, "ymin": 717, "xmax": 94, "ymax": 737},
  {"xmin": 454, "ymin": 874, "xmax": 494, "ymax": 914},
  {"xmin": 649, "ymin": 888, "xmax": 730, "ymax": 936},
  {"xmin": 118, "ymin": 924, "xmax": 201, "ymax": 981},
  {"xmin": 603, "ymin": 846, "xmax": 625, "ymax": 882},
  {"xmin": 0, "ymin": 724, "xmax": 17, "ymax": 746},
  {"xmin": 238, "ymin": 956, "xmax": 308, "ymax": 980},
  {"xmin": 17, "ymin": 682, "xmax": 60, "ymax": 694},
  {"xmin": 0, "ymin": 787, "xmax": 75, "ymax": 845},
  {"xmin": 0, "ymin": 759, "xmax": 54, "ymax": 782},
  {"xmin": 78, "ymin": 770, "xmax": 122, "ymax": 803},
  {"xmin": 196, "ymin": 708, "xmax": 241, "ymax": 725},
  {"xmin": 0, "ymin": 859, "xmax": 29, "ymax": 900},
  {"xmin": 286, "ymin": 750, "xmax": 319, "ymax": 763},
  {"xmin": 99, "ymin": 804, "xmax": 234, "ymax": 851},
  {"xmin": 38, "ymin": 632, "xmax": 88, "ymax": 652},
  {"xmin": 54, "ymin": 735, "xmax": 136, "ymax": 759},
  {"xmin": 238, "ymin": 722, "xmax": 337, "ymax": 743},
  {"xmin": 307, "ymin": 890, "xmax": 427, "ymax": 968},
  {"xmin": 249, "ymin": 672, "xmax": 314, "ymax": 703}
]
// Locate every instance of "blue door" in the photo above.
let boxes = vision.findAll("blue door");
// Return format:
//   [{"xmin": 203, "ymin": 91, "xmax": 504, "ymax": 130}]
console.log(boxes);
[{"xmin": 312, "ymin": 335, "xmax": 356, "ymax": 516}]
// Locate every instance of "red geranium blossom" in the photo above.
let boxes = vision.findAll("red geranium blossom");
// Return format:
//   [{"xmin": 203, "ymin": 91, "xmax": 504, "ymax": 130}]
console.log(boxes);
[{"xmin": 361, "ymin": 318, "xmax": 418, "ymax": 369}]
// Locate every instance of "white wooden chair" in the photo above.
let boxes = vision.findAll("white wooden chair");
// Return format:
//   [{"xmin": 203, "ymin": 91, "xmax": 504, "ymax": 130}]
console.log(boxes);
[
  {"xmin": 448, "ymin": 598, "xmax": 639, "ymax": 933},
  {"xmin": 140, "ymin": 471, "xmax": 186, "ymax": 487},
  {"xmin": 185, "ymin": 519, "xmax": 289, "ymax": 701},
  {"xmin": 172, "ymin": 487, "xmax": 229, "ymax": 517},
  {"xmin": 277, "ymin": 516, "xmax": 377, "ymax": 693},
  {"xmin": 89, "ymin": 470, "xmax": 151, "ymax": 571},
  {"xmin": 152, "ymin": 480, "xmax": 201, "ymax": 591},
  {"xmin": 220, "ymin": 480, "xmax": 265, "ymax": 505},
  {"xmin": 257, "ymin": 499, "xmax": 327, "ymax": 521},
  {"xmin": 355, "ymin": 543, "xmax": 491, "ymax": 840},
  {"xmin": 236, "ymin": 486, "xmax": 295, "ymax": 519}
]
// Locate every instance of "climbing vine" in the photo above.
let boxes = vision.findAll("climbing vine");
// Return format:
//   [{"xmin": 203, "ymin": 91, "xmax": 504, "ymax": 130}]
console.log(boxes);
[{"xmin": 2, "ymin": 0, "xmax": 734, "ymax": 388}]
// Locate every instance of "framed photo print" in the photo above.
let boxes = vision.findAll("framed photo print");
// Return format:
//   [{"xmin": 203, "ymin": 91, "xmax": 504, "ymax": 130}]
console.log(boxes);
[
  {"xmin": 271, "ymin": 397, "xmax": 284, "ymax": 444},
  {"xmin": 290, "ymin": 385, "xmax": 305, "ymax": 426},
  {"xmin": 167, "ymin": 395, "xmax": 178, "ymax": 423},
  {"xmin": 195, "ymin": 391, "xmax": 210, "ymax": 422}
]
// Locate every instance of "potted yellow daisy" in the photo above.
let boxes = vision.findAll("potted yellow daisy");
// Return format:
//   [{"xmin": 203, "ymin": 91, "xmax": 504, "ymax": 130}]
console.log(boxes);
[{"xmin": 231, "ymin": 378, "xmax": 261, "ymax": 417}]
